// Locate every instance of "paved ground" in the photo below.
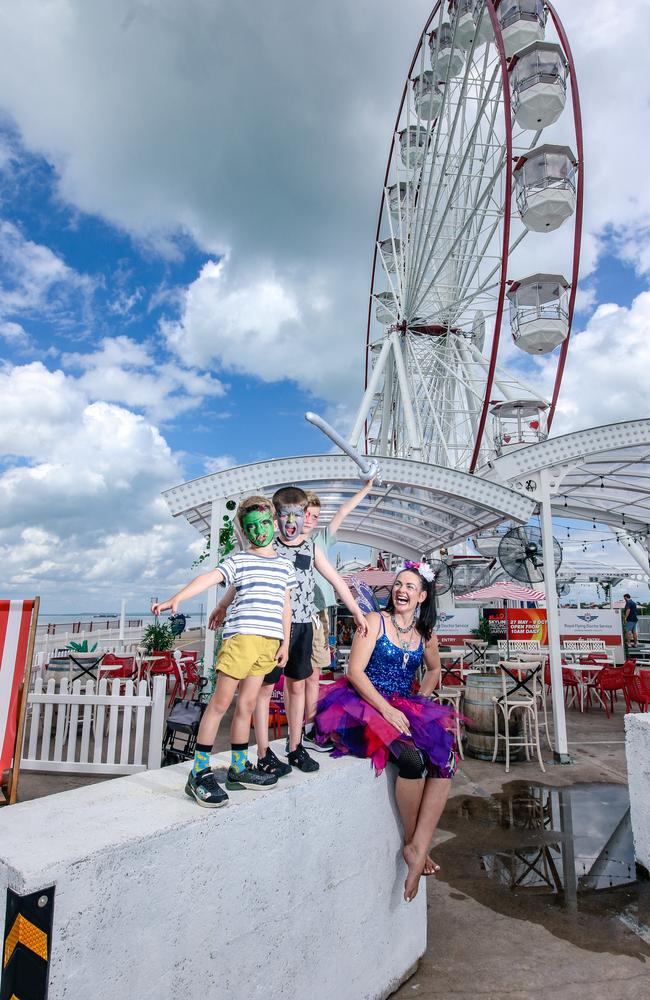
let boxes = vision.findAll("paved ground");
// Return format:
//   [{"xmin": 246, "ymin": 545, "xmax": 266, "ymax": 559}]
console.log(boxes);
[
  {"xmin": 14, "ymin": 684, "xmax": 650, "ymax": 999},
  {"xmin": 394, "ymin": 708, "xmax": 650, "ymax": 1000}
]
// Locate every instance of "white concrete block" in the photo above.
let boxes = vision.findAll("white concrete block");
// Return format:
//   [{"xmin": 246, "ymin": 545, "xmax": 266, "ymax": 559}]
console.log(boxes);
[
  {"xmin": 0, "ymin": 743, "xmax": 425, "ymax": 1000},
  {"xmin": 624, "ymin": 712, "xmax": 650, "ymax": 872}
]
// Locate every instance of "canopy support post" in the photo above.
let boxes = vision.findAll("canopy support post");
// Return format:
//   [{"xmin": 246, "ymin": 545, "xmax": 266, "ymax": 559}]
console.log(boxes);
[
  {"xmin": 539, "ymin": 467, "xmax": 570, "ymax": 763},
  {"xmin": 203, "ymin": 497, "xmax": 225, "ymax": 681}
]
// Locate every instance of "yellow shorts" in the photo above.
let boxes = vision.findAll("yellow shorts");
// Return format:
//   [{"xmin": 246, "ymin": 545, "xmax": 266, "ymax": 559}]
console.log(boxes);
[{"xmin": 217, "ymin": 634, "xmax": 280, "ymax": 680}]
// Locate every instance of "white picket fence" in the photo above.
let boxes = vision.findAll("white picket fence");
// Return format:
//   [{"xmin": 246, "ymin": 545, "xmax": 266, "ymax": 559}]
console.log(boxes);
[{"xmin": 21, "ymin": 676, "xmax": 167, "ymax": 775}]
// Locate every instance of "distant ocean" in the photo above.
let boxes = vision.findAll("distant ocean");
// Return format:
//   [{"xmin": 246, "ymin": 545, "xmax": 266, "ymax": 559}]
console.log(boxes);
[{"xmin": 37, "ymin": 611, "xmax": 202, "ymax": 634}]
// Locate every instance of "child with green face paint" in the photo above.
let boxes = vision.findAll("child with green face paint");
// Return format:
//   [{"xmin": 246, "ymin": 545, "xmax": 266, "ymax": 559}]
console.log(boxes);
[{"xmin": 151, "ymin": 495, "xmax": 296, "ymax": 807}]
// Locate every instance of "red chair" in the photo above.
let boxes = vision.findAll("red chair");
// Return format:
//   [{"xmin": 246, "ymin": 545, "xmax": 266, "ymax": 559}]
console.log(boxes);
[
  {"xmin": 145, "ymin": 651, "xmax": 182, "ymax": 699},
  {"xmin": 561, "ymin": 665, "xmax": 581, "ymax": 709},
  {"xmin": 587, "ymin": 667, "xmax": 627, "ymax": 717},
  {"xmin": 99, "ymin": 653, "xmax": 136, "ymax": 690},
  {"xmin": 625, "ymin": 672, "xmax": 650, "ymax": 712}
]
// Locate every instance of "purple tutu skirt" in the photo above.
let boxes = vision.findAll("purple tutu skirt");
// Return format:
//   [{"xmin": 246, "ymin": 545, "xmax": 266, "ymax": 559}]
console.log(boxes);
[{"xmin": 314, "ymin": 677, "xmax": 458, "ymax": 778}]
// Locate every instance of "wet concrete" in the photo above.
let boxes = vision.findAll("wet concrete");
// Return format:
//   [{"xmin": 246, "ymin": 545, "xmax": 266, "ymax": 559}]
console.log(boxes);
[{"xmin": 394, "ymin": 708, "xmax": 650, "ymax": 999}]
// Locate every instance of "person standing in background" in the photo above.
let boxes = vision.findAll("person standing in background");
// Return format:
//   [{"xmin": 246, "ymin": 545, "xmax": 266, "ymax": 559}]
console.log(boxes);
[{"xmin": 623, "ymin": 593, "xmax": 639, "ymax": 646}]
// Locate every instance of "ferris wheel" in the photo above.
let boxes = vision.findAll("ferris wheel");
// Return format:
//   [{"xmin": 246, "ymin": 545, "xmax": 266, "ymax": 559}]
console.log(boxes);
[{"xmin": 350, "ymin": 0, "xmax": 583, "ymax": 473}]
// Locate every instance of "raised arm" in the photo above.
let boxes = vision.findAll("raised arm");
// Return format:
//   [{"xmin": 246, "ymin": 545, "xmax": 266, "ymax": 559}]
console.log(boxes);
[
  {"xmin": 347, "ymin": 613, "xmax": 411, "ymax": 736},
  {"xmin": 418, "ymin": 632, "xmax": 441, "ymax": 698},
  {"xmin": 328, "ymin": 478, "xmax": 375, "ymax": 536},
  {"xmin": 313, "ymin": 548, "xmax": 368, "ymax": 635},
  {"xmin": 152, "ymin": 566, "xmax": 225, "ymax": 616}
]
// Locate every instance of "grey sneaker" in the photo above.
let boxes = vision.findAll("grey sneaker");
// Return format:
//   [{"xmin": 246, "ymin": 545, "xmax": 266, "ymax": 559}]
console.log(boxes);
[
  {"xmin": 185, "ymin": 767, "xmax": 229, "ymax": 808},
  {"xmin": 303, "ymin": 728, "xmax": 334, "ymax": 754},
  {"xmin": 226, "ymin": 761, "xmax": 279, "ymax": 791},
  {"xmin": 287, "ymin": 743, "xmax": 320, "ymax": 773}
]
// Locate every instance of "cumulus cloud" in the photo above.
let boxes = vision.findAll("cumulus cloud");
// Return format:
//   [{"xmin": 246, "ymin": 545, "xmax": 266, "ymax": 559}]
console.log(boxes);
[
  {"xmin": 62, "ymin": 335, "xmax": 226, "ymax": 422},
  {"xmin": 537, "ymin": 291, "xmax": 650, "ymax": 433},
  {"xmin": 0, "ymin": 219, "xmax": 94, "ymax": 327}
]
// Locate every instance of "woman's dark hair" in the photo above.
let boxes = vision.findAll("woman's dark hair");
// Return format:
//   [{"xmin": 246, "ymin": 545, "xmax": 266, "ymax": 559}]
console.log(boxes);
[{"xmin": 385, "ymin": 570, "xmax": 437, "ymax": 642}]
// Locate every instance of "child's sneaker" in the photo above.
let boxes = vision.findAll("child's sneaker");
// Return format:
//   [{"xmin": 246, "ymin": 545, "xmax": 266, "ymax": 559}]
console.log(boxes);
[
  {"xmin": 185, "ymin": 768, "xmax": 229, "ymax": 808},
  {"xmin": 303, "ymin": 728, "xmax": 334, "ymax": 754},
  {"xmin": 226, "ymin": 760, "xmax": 279, "ymax": 791},
  {"xmin": 287, "ymin": 743, "xmax": 320, "ymax": 773},
  {"xmin": 257, "ymin": 747, "xmax": 292, "ymax": 778}
]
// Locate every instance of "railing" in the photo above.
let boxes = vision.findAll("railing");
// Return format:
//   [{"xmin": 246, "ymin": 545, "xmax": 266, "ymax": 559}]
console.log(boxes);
[
  {"xmin": 34, "ymin": 625, "xmax": 146, "ymax": 659},
  {"xmin": 21, "ymin": 676, "xmax": 166, "ymax": 775}
]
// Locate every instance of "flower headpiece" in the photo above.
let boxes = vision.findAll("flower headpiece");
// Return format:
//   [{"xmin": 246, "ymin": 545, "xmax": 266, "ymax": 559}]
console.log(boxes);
[{"xmin": 397, "ymin": 559, "xmax": 435, "ymax": 583}]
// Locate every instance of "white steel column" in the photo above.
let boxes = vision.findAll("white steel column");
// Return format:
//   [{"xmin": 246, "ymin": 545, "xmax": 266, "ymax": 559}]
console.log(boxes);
[
  {"xmin": 539, "ymin": 467, "xmax": 570, "ymax": 762},
  {"xmin": 619, "ymin": 533, "xmax": 650, "ymax": 576},
  {"xmin": 203, "ymin": 497, "xmax": 225, "ymax": 677},
  {"xmin": 389, "ymin": 331, "xmax": 422, "ymax": 459},
  {"xmin": 350, "ymin": 336, "xmax": 392, "ymax": 448}
]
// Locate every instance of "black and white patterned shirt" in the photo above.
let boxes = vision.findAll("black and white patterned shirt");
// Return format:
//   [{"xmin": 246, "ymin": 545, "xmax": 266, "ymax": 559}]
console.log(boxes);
[{"xmin": 274, "ymin": 537, "xmax": 316, "ymax": 624}]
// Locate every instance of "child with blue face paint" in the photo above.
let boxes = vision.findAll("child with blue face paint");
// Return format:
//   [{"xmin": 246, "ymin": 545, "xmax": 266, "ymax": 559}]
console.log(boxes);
[
  {"xmin": 210, "ymin": 486, "xmax": 369, "ymax": 774},
  {"xmin": 152, "ymin": 495, "xmax": 296, "ymax": 807}
]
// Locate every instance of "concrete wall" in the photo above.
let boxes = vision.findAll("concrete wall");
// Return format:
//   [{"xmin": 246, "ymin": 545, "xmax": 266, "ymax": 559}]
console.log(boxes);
[
  {"xmin": 625, "ymin": 712, "xmax": 650, "ymax": 873},
  {"xmin": 0, "ymin": 743, "xmax": 426, "ymax": 1000}
]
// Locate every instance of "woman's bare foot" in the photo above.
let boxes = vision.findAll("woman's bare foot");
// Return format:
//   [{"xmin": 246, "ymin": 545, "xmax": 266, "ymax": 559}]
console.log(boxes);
[
  {"xmin": 423, "ymin": 854, "xmax": 440, "ymax": 876},
  {"xmin": 403, "ymin": 843, "xmax": 426, "ymax": 902}
]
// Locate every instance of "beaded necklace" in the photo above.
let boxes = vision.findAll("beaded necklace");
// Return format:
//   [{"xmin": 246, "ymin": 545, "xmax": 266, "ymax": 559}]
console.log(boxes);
[{"xmin": 390, "ymin": 613, "xmax": 416, "ymax": 667}]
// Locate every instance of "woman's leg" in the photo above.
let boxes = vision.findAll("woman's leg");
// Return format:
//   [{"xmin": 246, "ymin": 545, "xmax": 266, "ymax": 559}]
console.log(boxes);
[
  {"xmin": 393, "ymin": 751, "xmax": 440, "ymax": 876},
  {"xmin": 403, "ymin": 777, "xmax": 452, "ymax": 902}
]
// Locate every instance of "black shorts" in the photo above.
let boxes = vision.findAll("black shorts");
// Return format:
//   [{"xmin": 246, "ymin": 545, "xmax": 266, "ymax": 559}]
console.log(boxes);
[{"xmin": 263, "ymin": 622, "xmax": 313, "ymax": 685}]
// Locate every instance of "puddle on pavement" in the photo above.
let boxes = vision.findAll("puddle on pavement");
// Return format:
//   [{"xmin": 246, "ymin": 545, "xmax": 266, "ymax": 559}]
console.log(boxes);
[{"xmin": 435, "ymin": 781, "xmax": 650, "ymax": 959}]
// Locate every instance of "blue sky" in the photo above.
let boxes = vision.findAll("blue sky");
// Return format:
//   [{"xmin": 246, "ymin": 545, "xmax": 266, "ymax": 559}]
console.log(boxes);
[{"xmin": 1, "ymin": 1, "xmax": 650, "ymax": 614}]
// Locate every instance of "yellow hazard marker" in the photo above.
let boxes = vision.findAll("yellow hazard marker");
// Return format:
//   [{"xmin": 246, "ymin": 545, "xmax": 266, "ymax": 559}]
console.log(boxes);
[{"xmin": 4, "ymin": 914, "xmax": 48, "ymax": 966}]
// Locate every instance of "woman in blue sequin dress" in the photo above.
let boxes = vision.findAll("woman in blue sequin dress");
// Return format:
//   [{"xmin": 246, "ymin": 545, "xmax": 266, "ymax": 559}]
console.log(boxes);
[{"xmin": 314, "ymin": 562, "xmax": 457, "ymax": 902}]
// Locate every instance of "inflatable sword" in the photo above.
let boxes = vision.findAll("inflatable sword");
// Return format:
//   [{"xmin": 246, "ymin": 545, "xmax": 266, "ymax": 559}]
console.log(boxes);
[{"xmin": 305, "ymin": 411, "xmax": 383, "ymax": 485}]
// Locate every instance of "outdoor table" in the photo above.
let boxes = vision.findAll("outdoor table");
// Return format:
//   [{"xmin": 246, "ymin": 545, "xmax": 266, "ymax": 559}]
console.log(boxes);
[{"xmin": 567, "ymin": 662, "xmax": 605, "ymax": 711}]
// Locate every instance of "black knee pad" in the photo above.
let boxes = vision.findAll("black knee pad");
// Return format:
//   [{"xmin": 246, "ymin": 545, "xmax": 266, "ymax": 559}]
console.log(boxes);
[{"xmin": 393, "ymin": 743, "xmax": 427, "ymax": 780}]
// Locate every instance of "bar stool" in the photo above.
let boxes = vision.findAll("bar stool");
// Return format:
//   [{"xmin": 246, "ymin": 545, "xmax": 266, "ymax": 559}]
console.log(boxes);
[
  {"xmin": 492, "ymin": 662, "xmax": 546, "ymax": 774},
  {"xmin": 431, "ymin": 681, "xmax": 465, "ymax": 760}
]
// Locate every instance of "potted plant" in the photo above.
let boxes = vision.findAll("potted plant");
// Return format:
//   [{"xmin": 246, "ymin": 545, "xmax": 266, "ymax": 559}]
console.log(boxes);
[
  {"xmin": 141, "ymin": 620, "xmax": 174, "ymax": 655},
  {"xmin": 472, "ymin": 615, "xmax": 493, "ymax": 645}
]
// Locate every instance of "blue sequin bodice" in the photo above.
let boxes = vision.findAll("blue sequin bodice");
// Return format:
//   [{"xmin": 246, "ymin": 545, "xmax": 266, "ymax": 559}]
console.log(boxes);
[{"xmin": 365, "ymin": 620, "xmax": 424, "ymax": 697}]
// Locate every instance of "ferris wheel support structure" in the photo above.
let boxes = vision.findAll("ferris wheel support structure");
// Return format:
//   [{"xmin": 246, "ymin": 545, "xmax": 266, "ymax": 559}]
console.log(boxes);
[{"xmin": 357, "ymin": 0, "xmax": 584, "ymax": 475}]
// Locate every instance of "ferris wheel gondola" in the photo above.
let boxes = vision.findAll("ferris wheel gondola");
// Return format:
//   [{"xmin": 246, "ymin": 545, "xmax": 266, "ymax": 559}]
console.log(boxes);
[{"xmin": 351, "ymin": 0, "xmax": 583, "ymax": 473}]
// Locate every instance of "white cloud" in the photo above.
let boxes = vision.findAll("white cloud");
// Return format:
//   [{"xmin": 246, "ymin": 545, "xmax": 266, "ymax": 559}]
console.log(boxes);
[
  {"xmin": 203, "ymin": 454, "xmax": 236, "ymax": 475},
  {"xmin": 0, "ymin": 320, "xmax": 29, "ymax": 344},
  {"xmin": 0, "ymin": 219, "xmax": 93, "ymax": 324},
  {"xmin": 61, "ymin": 335, "xmax": 226, "ymax": 422},
  {"xmin": 537, "ymin": 291, "xmax": 650, "ymax": 433}
]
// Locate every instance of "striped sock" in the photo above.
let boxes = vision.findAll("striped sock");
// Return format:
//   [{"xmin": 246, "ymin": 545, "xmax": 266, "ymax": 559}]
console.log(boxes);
[
  {"xmin": 193, "ymin": 743, "xmax": 212, "ymax": 776},
  {"xmin": 230, "ymin": 743, "xmax": 248, "ymax": 773}
]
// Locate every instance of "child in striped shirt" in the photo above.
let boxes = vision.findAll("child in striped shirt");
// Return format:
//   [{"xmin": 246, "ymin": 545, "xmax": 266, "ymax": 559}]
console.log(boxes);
[{"xmin": 151, "ymin": 495, "xmax": 296, "ymax": 808}]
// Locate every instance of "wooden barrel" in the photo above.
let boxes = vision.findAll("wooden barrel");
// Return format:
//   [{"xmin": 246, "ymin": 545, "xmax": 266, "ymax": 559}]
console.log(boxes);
[{"xmin": 463, "ymin": 674, "xmax": 520, "ymax": 762}]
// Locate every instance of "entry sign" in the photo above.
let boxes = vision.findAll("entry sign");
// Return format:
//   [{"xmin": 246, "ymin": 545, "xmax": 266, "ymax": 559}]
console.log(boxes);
[{"xmin": 436, "ymin": 609, "xmax": 479, "ymax": 645}]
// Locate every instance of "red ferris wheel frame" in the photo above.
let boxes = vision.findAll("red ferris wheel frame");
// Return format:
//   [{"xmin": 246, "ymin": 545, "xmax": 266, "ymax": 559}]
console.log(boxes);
[{"xmin": 363, "ymin": 0, "xmax": 584, "ymax": 473}]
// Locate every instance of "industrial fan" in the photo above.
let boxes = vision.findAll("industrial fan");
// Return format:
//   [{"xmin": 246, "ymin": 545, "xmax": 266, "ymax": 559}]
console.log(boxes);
[
  {"xmin": 497, "ymin": 525, "xmax": 562, "ymax": 585},
  {"xmin": 430, "ymin": 558, "xmax": 454, "ymax": 596}
]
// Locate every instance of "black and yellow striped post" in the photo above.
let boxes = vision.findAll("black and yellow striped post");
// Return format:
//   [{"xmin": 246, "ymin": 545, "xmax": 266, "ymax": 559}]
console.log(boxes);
[{"xmin": 1, "ymin": 886, "xmax": 54, "ymax": 1000}]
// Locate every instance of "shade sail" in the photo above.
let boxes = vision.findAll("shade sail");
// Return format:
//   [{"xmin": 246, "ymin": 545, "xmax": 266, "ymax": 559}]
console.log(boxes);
[{"xmin": 456, "ymin": 582, "xmax": 545, "ymax": 602}]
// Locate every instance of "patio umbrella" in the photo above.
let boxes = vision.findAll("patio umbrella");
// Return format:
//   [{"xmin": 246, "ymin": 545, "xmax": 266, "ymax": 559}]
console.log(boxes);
[{"xmin": 455, "ymin": 582, "xmax": 545, "ymax": 658}]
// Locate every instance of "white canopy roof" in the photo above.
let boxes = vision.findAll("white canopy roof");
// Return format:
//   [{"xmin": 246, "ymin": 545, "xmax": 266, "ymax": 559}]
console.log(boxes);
[{"xmin": 162, "ymin": 454, "xmax": 536, "ymax": 559}]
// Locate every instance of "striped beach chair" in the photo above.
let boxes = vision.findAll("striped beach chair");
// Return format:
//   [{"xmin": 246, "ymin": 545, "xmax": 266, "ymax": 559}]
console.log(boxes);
[{"xmin": 1, "ymin": 598, "xmax": 40, "ymax": 805}]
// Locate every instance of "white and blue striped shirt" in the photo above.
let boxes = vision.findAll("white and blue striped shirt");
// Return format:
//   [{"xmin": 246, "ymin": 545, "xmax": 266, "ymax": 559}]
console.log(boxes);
[{"xmin": 219, "ymin": 551, "xmax": 297, "ymax": 641}]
